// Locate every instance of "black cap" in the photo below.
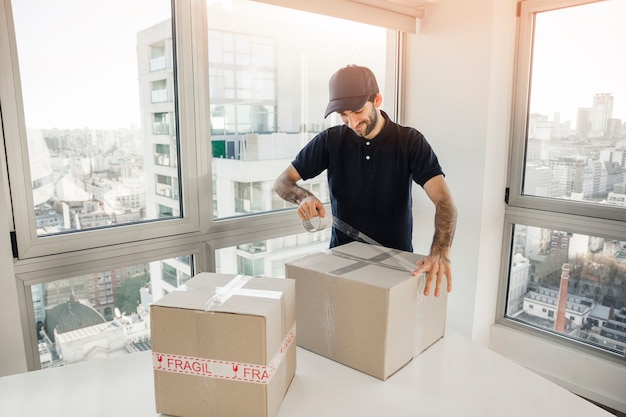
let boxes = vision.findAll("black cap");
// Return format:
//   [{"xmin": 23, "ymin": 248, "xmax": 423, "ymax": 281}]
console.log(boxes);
[{"xmin": 324, "ymin": 65, "xmax": 379, "ymax": 118}]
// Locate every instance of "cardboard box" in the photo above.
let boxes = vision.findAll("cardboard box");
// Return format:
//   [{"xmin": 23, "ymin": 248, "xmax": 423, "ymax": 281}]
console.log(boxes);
[
  {"xmin": 150, "ymin": 272, "xmax": 296, "ymax": 417},
  {"xmin": 285, "ymin": 241, "xmax": 447, "ymax": 380}
]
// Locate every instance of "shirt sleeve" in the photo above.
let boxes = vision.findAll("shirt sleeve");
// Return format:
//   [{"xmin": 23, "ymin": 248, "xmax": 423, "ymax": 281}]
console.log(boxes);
[
  {"xmin": 409, "ymin": 130, "xmax": 444, "ymax": 187},
  {"xmin": 291, "ymin": 131, "xmax": 329, "ymax": 180}
]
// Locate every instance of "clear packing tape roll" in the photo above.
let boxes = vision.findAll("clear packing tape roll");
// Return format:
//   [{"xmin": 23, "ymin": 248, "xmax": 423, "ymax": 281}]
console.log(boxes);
[
  {"xmin": 301, "ymin": 215, "xmax": 331, "ymax": 233},
  {"xmin": 302, "ymin": 215, "xmax": 418, "ymax": 273}
]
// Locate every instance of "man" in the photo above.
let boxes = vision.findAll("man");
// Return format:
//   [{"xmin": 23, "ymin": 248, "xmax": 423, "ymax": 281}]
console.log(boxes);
[{"xmin": 274, "ymin": 65, "xmax": 457, "ymax": 297}]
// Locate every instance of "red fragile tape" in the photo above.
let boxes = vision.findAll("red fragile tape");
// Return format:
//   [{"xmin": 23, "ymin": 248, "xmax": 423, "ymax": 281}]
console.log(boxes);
[{"xmin": 152, "ymin": 324, "xmax": 296, "ymax": 384}]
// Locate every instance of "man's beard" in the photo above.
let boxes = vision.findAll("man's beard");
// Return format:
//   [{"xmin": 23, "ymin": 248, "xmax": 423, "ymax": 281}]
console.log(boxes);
[{"xmin": 353, "ymin": 105, "xmax": 378, "ymax": 138}]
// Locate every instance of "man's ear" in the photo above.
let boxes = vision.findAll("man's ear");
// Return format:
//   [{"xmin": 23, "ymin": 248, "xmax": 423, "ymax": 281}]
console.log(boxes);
[{"xmin": 374, "ymin": 93, "xmax": 383, "ymax": 108}]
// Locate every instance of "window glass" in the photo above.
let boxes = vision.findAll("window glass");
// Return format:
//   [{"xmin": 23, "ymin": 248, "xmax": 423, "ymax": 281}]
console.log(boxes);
[
  {"xmin": 216, "ymin": 230, "xmax": 331, "ymax": 277},
  {"xmin": 11, "ymin": 0, "xmax": 177, "ymax": 237},
  {"xmin": 32, "ymin": 255, "xmax": 193, "ymax": 369},
  {"xmin": 154, "ymin": 144, "xmax": 171, "ymax": 166},
  {"xmin": 506, "ymin": 0, "xmax": 626, "ymax": 358},
  {"xmin": 524, "ymin": 1, "xmax": 626, "ymax": 208},
  {"xmin": 151, "ymin": 80, "xmax": 168, "ymax": 103},
  {"xmin": 506, "ymin": 224, "xmax": 626, "ymax": 356},
  {"xmin": 206, "ymin": 0, "xmax": 389, "ymax": 219}
]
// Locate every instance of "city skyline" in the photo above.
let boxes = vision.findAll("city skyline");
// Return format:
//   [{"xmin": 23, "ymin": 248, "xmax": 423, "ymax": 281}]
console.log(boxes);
[{"xmin": 530, "ymin": 1, "xmax": 626, "ymax": 123}]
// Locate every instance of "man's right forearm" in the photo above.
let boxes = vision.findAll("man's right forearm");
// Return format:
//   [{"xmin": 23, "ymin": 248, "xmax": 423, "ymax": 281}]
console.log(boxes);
[
  {"xmin": 274, "ymin": 175, "xmax": 313, "ymax": 205},
  {"xmin": 275, "ymin": 166, "xmax": 326, "ymax": 220}
]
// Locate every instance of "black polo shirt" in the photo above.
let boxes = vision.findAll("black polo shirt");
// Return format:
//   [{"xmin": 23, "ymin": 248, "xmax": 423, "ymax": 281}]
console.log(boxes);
[{"xmin": 292, "ymin": 111, "xmax": 443, "ymax": 252}]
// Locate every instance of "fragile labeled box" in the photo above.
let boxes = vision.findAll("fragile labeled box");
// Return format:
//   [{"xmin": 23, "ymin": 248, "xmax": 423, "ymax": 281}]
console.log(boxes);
[
  {"xmin": 150, "ymin": 272, "xmax": 296, "ymax": 417},
  {"xmin": 285, "ymin": 241, "xmax": 447, "ymax": 381}
]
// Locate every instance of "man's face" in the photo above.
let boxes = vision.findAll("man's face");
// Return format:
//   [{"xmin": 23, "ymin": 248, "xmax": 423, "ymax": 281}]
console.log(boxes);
[{"xmin": 339, "ymin": 100, "xmax": 378, "ymax": 138}]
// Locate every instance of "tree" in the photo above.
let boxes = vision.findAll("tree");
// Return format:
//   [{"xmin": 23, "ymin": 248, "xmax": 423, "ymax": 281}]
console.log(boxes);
[{"xmin": 114, "ymin": 273, "xmax": 149, "ymax": 316}]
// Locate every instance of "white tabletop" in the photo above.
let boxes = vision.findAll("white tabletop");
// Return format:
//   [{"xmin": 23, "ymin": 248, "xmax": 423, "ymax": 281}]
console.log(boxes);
[{"xmin": 0, "ymin": 329, "xmax": 612, "ymax": 417}]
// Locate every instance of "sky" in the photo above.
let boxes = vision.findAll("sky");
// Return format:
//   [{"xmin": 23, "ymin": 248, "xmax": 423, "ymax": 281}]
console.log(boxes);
[
  {"xmin": 12, "ymin": 0, "xmax": 171, "ymax": 129},
  {"xmin": 529, "ymin": 0, "xmax": 626, "ymax": 125},
  {"xmin": 11, "ymin": 0, "xmax": 384, "ymax": 131},
  {"xmin": 10, "ymin": 0, "xmax": 626, "ymax": 130}
]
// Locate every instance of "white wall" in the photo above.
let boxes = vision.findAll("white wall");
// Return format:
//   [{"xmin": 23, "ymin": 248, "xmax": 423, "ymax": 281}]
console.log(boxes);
[
  {"xmin": 405, "ymin": 0, "xmax": 515, "ymax": 344},
  {"xmin": 404, "ymin": 0, "xmax": 626, "ymax": 413}
]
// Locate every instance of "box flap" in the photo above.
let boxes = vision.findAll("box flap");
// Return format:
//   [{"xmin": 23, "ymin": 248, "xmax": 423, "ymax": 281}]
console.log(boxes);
[
  {"xmin": 287, "ymin": 242, "xmax": 422, "ymax": 289},
  {"xmin": 152, "ymin": 272, "xmax": 292, "ymax": 318}
]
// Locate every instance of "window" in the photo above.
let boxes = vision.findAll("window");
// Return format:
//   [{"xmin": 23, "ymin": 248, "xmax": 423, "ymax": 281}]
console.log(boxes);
[
  {"xmin": 152, "ymin": 112, "xmax": 171, "ymax": 135},
  {"xmin": 154, "ymin": 144, "xmax": 171, "ymax": 166},
  {"xmin": 3, "ymin": 0, "xmax": 203, "ymax": 260},
  {"xmin": 504, "ymin": 0, "xmax": 626, "ymax": 360},
  {"xmin": 31, "ymin": 255, "xmax": 193, "ymax": 369},
  {"xmin": 158, "ymin": 204, "xmax": 173, "ymax": 218},
  {"xmin": 206, "ymin": 0, "xmax": 389, "ymax": 220},
  {"xmin": 216, "ymin": 229, "xmax": 331, "ymax": 278},
  {"xmin": 208, "ymin": 31, "xmax": 277, "ymax": 135},
  {"xmin": 234, "ymin": 181, "xmax": 264, "ymax": 213},
  {"xmin": 155, "ymin": 174, "xmax": 177, "ymax": 199},
  {"xmin": 508, "ymin": 224, "xmax": 626, "ymax": 355},
  {"xmin": 151, "ymin": 80, "xmax": 168, "ymax": 103},
  {"xmin": 150, "ymin": 44, "xmax": 167, "ymax": 71}
]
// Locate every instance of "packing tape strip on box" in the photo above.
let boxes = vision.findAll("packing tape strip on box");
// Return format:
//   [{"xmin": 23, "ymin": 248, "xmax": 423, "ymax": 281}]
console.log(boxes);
[
  {"xmin": 173, "ymin": 274, "xmax": 284, "ymax": 311},
  {"xmin": 303, "ymin": 215, "xmax": 418, "ymax": 273},
  {"xmin": 152, "ymin": 323, "xmax": 296, "ymax": 385},
  {"xmin": 203, "ymin": 274, "xmax": 283, "ymax": 310}
]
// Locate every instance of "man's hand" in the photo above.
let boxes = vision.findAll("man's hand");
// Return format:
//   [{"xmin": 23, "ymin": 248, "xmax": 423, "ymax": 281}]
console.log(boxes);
[
  {"xmin": 298, "ymin": 195, "xmax": 326, "ymax": 221},
  {"xmin": 412, "ymin": 253, "xmax": 452, "ymax": 297},
  {"xmin": 274, "ymin": 165, "xmax": 326, "ymax": 222}
]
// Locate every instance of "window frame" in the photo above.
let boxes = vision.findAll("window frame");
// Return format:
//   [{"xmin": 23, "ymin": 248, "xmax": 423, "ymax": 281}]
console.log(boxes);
[
  {"xmin": 0, "ymin": 0, "xmax": 202, "ymax": 260},
  {"xmin": 15, "ymin": 241, "xmax": 204, "ymax": 371},
  {"xmin": 507, "ymin": 0, "xmax": 623, "ymax": 222},
  {"xmin": 500, "ymin": 0, "xmax": 626, "ymax": 363}
]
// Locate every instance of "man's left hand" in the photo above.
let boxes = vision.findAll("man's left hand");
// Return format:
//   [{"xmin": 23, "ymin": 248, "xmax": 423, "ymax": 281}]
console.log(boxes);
[{"xmin": 412, "ymin": 254, "xmax": 452, "ymax": 297}]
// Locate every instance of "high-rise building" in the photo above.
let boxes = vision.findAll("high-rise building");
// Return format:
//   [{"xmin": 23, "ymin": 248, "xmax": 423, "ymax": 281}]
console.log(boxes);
[
  {"xmin": 507, "ymin": 253, "xmax": 531, "ymax": 315},
  {"xmin": 607, "ymin": 118, "xmax": 623, "ymax": 138},
  {"xmin": 576, "ymin": 107, "xmax": 591, "ymax": 137},
  {"xmin": 590, "ymin": 93, "xmax": 614, "ymax": 137},
  {"xmin": 554, "ymin": 263, "xmax": 571, "ymax": 332},
  {"xmin": 136, "ymin": 20, "xmax": 178, "ymax": 223},
  {"xmin": 524, "ymin": 163, "xmax": 552, "ymax": 197}
]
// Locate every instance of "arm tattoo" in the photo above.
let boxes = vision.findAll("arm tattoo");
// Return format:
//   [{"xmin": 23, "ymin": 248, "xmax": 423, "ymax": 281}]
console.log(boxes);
[
  {"xmin": 284, "ymin": 186, "xmax": 312, "ymax": 205},
  {"xmin": 274, "ymin": 176, "xmax": 313, "ymax": 205},
  {"xmin": 430, "ymin": 199, "xmax": 457, "ymax": 259}
]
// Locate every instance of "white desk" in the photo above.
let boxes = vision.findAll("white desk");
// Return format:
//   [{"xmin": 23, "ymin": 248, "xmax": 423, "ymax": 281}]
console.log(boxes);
[{"xmin": 0, "ymin": 329, "xmax": 612, "ymax": 417}]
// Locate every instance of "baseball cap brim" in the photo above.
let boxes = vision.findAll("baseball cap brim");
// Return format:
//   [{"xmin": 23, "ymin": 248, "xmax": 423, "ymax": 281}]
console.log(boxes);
[{"xmin": 324, "ymin": 94, "xmax": 370, "ymax": 118}]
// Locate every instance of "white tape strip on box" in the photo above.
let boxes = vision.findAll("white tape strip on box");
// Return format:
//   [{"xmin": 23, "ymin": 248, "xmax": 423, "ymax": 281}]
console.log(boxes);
[
  {"xmin": 152, "ymin": 323, "xmax": 296, "ymax": 384},
  {"xmin": 304, "ymin": 215, "xmax": 418, "ymax": 273},
  {"xmin": 174, "ymin": 275, "xmax": 284, "ymax": 310}
]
